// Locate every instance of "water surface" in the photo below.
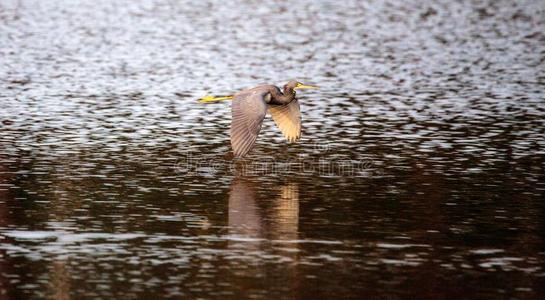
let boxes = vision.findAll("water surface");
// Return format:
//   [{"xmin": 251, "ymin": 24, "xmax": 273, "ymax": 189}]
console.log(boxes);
[{"xmin": 1, "ymin": 0, "xmax": 545, "ymax": 298}]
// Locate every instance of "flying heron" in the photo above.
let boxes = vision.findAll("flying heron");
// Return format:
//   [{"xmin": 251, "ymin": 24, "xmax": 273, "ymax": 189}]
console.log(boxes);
[{"xmin": 199, "ymin": 80, "xmax": 318, "ymax": 157}]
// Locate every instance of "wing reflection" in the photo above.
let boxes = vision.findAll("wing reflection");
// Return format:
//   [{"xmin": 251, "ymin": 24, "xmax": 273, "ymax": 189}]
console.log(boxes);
[
  {"xmin": 270, "ymin": 183, "xmax": 299, "ymax": 241},
  {"xmin": 228, "ymin": 180, "xmax": 263, "ymax": 239},
  {"xmin": 227, "ymin": 179, "xmax": 301, "ymax": 296},
  {"xmin": 228, "ymin": 180, "xmax": 299, "ymax": 241}
]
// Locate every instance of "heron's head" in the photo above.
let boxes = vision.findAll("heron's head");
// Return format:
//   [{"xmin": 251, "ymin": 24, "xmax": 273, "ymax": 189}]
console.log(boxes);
[{"xmin": 284, "ymin": 80, "xmax": 319, "ymax": 94}]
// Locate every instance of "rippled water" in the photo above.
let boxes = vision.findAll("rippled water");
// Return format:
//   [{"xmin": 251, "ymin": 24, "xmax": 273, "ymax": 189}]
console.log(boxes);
[{"xmin": 1, "ymin": 0, "xmax": 545, "ymax": 298}]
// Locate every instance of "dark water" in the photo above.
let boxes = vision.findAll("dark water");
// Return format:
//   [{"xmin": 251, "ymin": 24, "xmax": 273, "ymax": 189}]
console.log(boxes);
[{"xmin": 1, "ymin": 0, "xmax": 545, "ymax": 298}]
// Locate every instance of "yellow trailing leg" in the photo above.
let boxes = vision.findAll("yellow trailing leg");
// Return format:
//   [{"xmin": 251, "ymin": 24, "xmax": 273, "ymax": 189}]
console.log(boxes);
[{"xmin": 198, "ymin": 95, "xmax": 234, "ymax": 103}]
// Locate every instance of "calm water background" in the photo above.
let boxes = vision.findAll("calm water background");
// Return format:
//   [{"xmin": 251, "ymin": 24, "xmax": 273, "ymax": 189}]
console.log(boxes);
[{"xmin": 1, "ymin": 0, "xmax": 545, "ymax": 298}]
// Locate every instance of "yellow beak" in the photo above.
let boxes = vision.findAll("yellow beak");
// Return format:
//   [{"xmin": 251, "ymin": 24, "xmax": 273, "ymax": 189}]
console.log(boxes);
[{"xmin": 294, "ymin": 83, "xmax": 319, "ymax": 90}]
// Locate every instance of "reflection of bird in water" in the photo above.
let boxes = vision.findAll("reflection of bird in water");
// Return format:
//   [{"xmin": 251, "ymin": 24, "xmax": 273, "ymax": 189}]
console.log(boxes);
[
  {"xmin": 199, "ymin": 80, "xmax": 318, "ymax": 157},
  {"xmin": 227, "ymin": 180, "xmax": 300, "ymax": 296},
  {"xmin": 228, "ymin": 180, "xmax": 299, "ymax": 241},
  {"xmin": 228, "ymin": 180, "xmax": 262, "ymax": 238},
  {"xmin": 272, "ymin": 183, "xmax": 299, "ymax": 240}
]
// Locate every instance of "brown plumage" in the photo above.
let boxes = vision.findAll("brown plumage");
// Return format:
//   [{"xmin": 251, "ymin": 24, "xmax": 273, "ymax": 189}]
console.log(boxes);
[
  {"xmin": 230, "ymin": 80, "xmax": 317, "ymax": 157},
  {"xmin": 199, "ymin": 80, "xmax": 318, "ymax": 157}
]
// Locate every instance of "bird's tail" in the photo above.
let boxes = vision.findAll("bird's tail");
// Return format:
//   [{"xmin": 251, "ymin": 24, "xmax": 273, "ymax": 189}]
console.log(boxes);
[{"xmin": 198, "ymin": 95, "xmax": 234, "ymax": 103}]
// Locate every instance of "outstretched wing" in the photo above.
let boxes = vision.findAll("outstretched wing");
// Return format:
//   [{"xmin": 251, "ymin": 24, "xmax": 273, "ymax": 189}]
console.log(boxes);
[
  {"xmin": 230, "ymin": 91, "xmax": 268, "ymax": 157},
  {"xmin": 268, "ymin": 99, "xmax": 301, "ymax": 142}
]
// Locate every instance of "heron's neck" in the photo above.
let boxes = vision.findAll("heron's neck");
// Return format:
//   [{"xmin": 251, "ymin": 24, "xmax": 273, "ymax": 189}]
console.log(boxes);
[{"xmin": 270, "ymin": 86, "xmax": 295, "ymax": 105}]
